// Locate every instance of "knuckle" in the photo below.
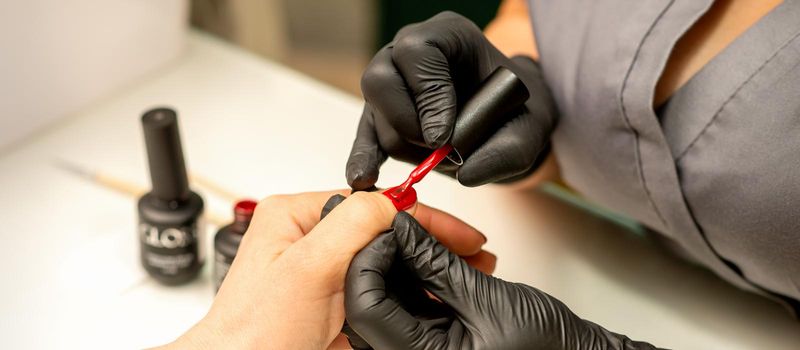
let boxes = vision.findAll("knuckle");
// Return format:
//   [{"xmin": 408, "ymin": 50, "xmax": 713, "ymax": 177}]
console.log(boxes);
[
  {"xmin": 346, "ymin": 191, "xmax": 381, "ymax": 211},
  {"xmin": 256, "ymin": 193, "xmax": 300, "ymax": 216},
  {"xmin": 393, "ymin": 21, "xmax": 420, "ymax": 39},
  {"xmin": 431, "ymin": 10, "xmax": 462, "ymax": 21},
  {"xmin": 432, "ymin": 11, "xmax": 475, "ymax": 29},
  {"xmin": 345, "ymin": 192, "xmax": 395, "ymax": 221},
  {"xmin": 360, "ymin": 63, "xmax": 396, "ymax": 100},
  {"xmin": 393, "ymin": 32, "xmax": 430, "ymax": 54},
  {"xmin": 257, "ymin": 194, "xmax": 287, "ymax": 212}
]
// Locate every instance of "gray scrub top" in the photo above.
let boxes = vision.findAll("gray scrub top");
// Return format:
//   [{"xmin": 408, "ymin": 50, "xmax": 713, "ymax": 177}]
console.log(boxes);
[{"xmin": 527, "ymin": 0, "xmax": 800, "ymax": 311}]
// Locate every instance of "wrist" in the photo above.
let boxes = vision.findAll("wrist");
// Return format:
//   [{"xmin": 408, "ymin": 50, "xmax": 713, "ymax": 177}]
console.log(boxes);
[
  {"xmin": 168, "ymin": 320, "xmax": 226, "ymax": 350},
  {"xmin": 163, "ymin": 315, "xmax": 262, "ymax": 350}
]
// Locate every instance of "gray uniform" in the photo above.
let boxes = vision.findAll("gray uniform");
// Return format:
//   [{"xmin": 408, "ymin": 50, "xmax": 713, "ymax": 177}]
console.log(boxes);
[{"xmin": 528, "ymin": 0, "xmax": 800, "ymax": 312}]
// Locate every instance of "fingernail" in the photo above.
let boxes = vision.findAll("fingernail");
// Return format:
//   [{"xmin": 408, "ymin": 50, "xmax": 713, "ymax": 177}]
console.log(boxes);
[{"xmin": 403, "ymin": 201, "xmax": 418, "ymax": 216}]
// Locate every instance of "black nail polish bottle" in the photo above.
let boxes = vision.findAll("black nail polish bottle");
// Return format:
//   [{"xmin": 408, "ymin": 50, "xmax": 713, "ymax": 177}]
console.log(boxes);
[
  {"xmin": 138, "ymin": 108, "xmax": 205, "ymax": 285},
  {"xmin": 213, "ymin": 199, "xmax": 256, "ymax": 292}
]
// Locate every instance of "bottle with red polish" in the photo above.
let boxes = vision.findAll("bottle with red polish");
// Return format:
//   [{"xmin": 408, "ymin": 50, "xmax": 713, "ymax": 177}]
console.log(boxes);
[{"xmin": 213, "ymin": 199, "xmax": 257, "ymax": 292}]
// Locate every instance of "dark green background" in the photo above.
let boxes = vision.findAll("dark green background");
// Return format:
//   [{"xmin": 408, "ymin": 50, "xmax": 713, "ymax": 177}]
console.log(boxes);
[{"xmin": 378, "ymin": 0, "xmax": 502, "ymax": 48}]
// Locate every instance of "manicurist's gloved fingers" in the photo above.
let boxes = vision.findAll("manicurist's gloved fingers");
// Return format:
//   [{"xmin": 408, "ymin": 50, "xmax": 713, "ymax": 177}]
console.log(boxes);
[
  {"xmin": 345, "ymin": 232, "xmax": 448, "ymax": 350},
  {"xmin": 391, "ymin": 211, "xmax": 483, "ymax": 315},
  {"xmin": 347, "ymin": 106, "xmax": 388, "ymax": 190},
  {"xmin": 348, "ymin": 13, "xmax": 559, "ymax": 190},
  {"xmin": 361, "ymin": 46, "xmax": 424, "ymax": 146},
  {"xmin": 389, "ymin": 13, "xmax": 476, "ymax": 148},
  {"xmin": 456, "ymin": 114, "xmax": 545, "ymax": 186},
  {"xmin": 320, "ymin": 194, "xmax": 346, "ymax": 219},
  {"xmin": 373, "ymin": 105, "xmax": 446, "ymax": 169},
  {"xmin": 347, "ymin": 104, "xmax": 449, "ymax": 191},
  {"xmin": 457, "ymin": 56, "xmax": 556, "ymax": 187}
]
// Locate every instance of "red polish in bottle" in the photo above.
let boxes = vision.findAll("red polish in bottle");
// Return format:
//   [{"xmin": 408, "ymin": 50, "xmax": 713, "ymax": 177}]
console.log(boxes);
[{"xmin": 213, "ymin": 199, "xmax": 257, "ymax": 292}]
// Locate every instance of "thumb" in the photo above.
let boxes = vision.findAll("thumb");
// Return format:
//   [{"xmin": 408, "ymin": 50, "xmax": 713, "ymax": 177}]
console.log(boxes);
[{"xmin": 301, "ymin": 191, "xmax": 399, "ymax": 259}]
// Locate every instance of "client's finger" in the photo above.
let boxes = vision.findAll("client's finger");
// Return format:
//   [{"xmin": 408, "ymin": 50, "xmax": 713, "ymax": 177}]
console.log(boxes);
[
  {"xmin": 327, "ymin": 334, "xmax": 351, "ymax": 350},
  {"xmin": 242, "ymin": 190, "xmax": 351, "ymax": 262},
  {"xmin": 273, "ymin": 189, "xmax": 352, "ymax": 234},
  {"xmin": 295, "ymin": 191, "xmax": 400, "ymax": 263},
  {"xmin": 463, "ymin": 250, "xmax": 497, "ymax": 275},
  {"xmin": 414, "ymin": 203, "xmax": 486, "ymax": 256}
]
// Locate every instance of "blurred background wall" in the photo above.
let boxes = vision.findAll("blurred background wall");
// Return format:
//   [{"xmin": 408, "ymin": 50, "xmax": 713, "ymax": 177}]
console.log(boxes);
[
  {"xmin": 0, "ymin": 0, "xmax": 500, "ymax": 150},
  {"xmin": 0, "ymin": 0, "xmax": 188, "ymax": 149},
  {"xmin": 191, "ymin": 0, "xmax": 501, "ymax": 96}
]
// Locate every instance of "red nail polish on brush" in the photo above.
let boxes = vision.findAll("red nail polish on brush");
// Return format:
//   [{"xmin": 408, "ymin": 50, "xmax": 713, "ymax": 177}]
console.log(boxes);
[
  {"xmin": 383, "ymin": 67, "xmax": 529, "ymax": 210},
  {"xmin": 383, "ymin": 145, "xmax": 452, "ymax": 210}
]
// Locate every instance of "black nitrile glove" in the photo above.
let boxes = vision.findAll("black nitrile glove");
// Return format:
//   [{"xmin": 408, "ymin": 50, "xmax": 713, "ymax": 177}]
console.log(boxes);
[
  {"xmin": 346, "ymin": 11, "xmax": 558, "ymax": 190},
  {"xmin": 322, "ymin": 195, "xmax": 453, "ymax": 350},
  {"xmin": 345, "ymin": 212, "xmax": 662, "ymax": 350}
]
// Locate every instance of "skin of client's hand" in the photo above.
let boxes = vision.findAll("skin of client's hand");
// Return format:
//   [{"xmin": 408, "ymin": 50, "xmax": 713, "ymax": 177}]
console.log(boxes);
[{"xmin": 154, "ymin": 190, "xmax": 495, "ymax": 350}]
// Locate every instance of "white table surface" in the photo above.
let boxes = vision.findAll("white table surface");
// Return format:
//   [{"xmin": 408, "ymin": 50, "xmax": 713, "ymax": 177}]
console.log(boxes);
[{"xmin": 0, "ymin": 31, "xmax": 797, "ymax": 349}]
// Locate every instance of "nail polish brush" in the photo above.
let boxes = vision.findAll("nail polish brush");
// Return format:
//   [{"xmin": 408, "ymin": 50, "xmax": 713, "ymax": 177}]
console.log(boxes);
[{"xmin": 383, "ymin": 66, "xmax": 530, "ymax": 210}]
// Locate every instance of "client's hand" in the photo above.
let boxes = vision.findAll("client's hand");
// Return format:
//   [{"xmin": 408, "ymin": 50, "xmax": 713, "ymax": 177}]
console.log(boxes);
[{"xmin": 155, "ymin": 190, "xmax": 494, "ymax": 350}]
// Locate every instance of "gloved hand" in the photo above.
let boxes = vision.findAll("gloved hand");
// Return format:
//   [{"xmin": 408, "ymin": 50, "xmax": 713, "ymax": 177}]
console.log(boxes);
[
  {"xmin": 322, "ymin": 194, "xmax": 497, "ymax": 350},
  {"xmin": 346, "ymin": 11, "xmax": 558, "ymax": 190},
  {"xmin": 345, "ymin": 212, "xmax": 662, "ymax": 350}
]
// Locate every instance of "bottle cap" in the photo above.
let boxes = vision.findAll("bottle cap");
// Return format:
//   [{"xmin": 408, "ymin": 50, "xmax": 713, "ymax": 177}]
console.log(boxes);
[
  {"xmin": 232, "ymin": 199, "xmax": 257, "ymax": 233},
  {"xmin": 141, "ymin": 108, "xmax": 190, "ymax": 202}
]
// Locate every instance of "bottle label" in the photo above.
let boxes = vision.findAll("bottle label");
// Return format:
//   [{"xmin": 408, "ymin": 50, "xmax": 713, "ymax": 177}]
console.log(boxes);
[
  {"xmin": 138, "ymin": 217, "xmax": 204, "ymax": 276},
  {"xmin": 213, "ymin": 251, "xmax": 234, "ymax": 292}
]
